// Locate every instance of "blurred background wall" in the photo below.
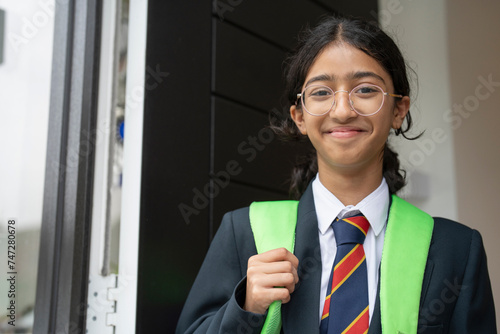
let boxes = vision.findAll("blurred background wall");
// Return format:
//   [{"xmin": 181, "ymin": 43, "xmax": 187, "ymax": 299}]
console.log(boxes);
[
  {"xmin": 0, "ymin": 0, "xmax": 53, "ymax": 330},
  {"xmin": 447, "ymin": 1, "xmax": 500, "ymax": 328}
]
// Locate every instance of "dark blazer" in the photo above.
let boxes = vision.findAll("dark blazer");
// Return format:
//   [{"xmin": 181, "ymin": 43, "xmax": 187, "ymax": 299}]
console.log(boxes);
[{"xmin": 176, "ymin": 183, "xmax": 496, "ymax": 333}]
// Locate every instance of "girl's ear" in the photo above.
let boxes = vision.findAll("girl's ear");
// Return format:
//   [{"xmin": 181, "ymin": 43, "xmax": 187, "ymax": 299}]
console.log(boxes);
[
  {"xmin": 290, "ymin": 105, "xmax": 307, "ymax": 135},
  {"xmin": 392, "ymin": 96, "xmax": 410, "ymax": 130}
]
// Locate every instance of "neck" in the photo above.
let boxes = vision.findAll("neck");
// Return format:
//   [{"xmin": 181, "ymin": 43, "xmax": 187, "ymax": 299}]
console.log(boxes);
[{"xmin": 317, "ymin": 163, "xmax": 383, "ymax": 206}]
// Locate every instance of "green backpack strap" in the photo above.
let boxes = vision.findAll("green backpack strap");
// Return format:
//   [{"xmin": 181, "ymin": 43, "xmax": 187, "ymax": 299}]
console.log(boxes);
[
  {"xmin": 381, "ymin": 195, "xmax": 434, "ymax": 333},
  {"xmin": 249, "ymin": 200, "xmax": 299, "ymax": 334}
]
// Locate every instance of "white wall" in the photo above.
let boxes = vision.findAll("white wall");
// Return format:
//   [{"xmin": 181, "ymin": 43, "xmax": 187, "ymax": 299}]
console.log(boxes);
[
  {"xmin": 379, "ymin": 0, "xmax": 458, "ymax": 219},
  {"xmin": 0, "ymin": 0, "xmax": 54, "ymax": 328},
  {"xmin": 446, "ymin": 0, "xmax": 500, "ymax": 329},
  {"xmin": 0, "ymin": 0, "xmax": 53, "ymax": 229}
]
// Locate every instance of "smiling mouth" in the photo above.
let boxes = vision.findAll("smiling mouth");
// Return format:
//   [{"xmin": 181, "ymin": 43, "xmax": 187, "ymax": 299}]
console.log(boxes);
[{"xmin": 327, "ymin": 127, "xmax": 366, "ymax": 138}]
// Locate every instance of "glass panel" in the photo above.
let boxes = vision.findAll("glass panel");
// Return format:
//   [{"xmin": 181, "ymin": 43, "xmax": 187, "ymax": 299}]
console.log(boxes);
[
  {"xmin": 109, "ymin": 0, "xmax": 128, "ymax": 275},
  {"xmin": 0, "ymin": 0, "xmax": 54, "ymax": 332},
  {"xmin": 86, "ymin": 0, "xmax": 129, "ymax": 331}
]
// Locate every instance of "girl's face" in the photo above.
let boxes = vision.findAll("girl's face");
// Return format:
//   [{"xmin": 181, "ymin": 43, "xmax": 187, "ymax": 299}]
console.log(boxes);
[{"xmin": 290, "ymin": 43, "xmax": 409, "ymax": 178}]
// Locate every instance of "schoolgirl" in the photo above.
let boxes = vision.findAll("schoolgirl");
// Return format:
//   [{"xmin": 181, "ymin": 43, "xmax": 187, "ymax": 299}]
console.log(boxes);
[{"xmin": 176, "ymin": 15, "xmax": 496, "ymax": 334}]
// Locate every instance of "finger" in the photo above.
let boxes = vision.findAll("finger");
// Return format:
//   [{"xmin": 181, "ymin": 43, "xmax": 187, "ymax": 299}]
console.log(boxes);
[
  {"xmin": 279, "ymin": 253, "xmax": 299, "ymax": 284},
  {"xmin": 246, "ymin": 281, "xmax": 292, "ymax": 312},
  {"xmin": 250, "ymin": 260, "xmax": 296, "ymax": 275},
  {"xmin": 249, "ymin": 248, "xmax": 300, "ymax": 269},
  {"xmin": 248, "ymin": 264, "xmax": 299, "ymax": 288},
  {"xmin": 251, "ymin": 248, "xmax": 294, "ymax": 264},
  {"xmin": 248, "ymin": 285, "xmax": 294, "ymax": 308},
  {"xmin": 280, "ymin": 290, "xmax": 292, "ymax": 304},
  {"xmin": 284, "ymin": 252, "xmax": 299, "ymax": 271},
  {"xmin": 248, "ymin": 272, "xmax": 297, "ymax": 290},
  {"xmin": 260, "ymin": 258, "xmax": 299, "ymax": 284},
  {"xmin": 265, "ymin": 287, "xmax": 291, "ymax": 305}
]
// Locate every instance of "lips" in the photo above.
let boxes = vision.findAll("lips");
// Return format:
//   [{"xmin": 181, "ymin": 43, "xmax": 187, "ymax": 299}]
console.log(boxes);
[{"xmin": 326, "ymin": 126, "xmax": 366, "ymax": 138}]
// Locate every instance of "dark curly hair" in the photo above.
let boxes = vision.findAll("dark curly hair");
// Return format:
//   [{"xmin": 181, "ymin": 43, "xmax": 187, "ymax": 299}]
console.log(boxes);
[{"xmin": 271, "ymin": 14, "xmax": 421, "ymax": 199}]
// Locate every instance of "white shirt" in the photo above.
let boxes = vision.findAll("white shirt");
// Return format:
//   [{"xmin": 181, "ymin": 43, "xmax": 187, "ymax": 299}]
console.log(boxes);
[{"xmin": 313, "ymin": 175, "xmax": 389, "ymax": 323}]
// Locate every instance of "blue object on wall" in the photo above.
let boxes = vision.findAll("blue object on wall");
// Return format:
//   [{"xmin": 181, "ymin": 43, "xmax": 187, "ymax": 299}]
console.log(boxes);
[{"xmin": 119, "ymin": 120, "xmax": 124, "ymax": 141}]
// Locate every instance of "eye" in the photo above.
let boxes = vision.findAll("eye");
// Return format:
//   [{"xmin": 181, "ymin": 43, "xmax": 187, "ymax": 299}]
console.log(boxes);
[
  {"xmin": 305, "ymin": 86, "xmax": 332, "ymax": 99},
  {"xmin": 353, "ymin": 85, "xmax": 380, "ymax": 96},
  {"xmin": 312, "ymin": 89, "xmax": 330, "ymax": 96}
]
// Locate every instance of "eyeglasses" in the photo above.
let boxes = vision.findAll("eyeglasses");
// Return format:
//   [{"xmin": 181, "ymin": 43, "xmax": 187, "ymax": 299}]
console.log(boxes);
[{"xmin": 296, "ymin": 84, "xmax": 403, "ymax": 117}]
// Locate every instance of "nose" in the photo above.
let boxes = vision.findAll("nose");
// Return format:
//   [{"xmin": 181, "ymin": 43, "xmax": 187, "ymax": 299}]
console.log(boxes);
[{"xmin": 330, "ymin": 90, "xmax": 357, "ymax": 121}]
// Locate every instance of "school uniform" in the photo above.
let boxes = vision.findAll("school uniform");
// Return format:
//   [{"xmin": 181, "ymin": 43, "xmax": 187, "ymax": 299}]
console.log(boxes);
[{"xmin": 176, "ymin": 180, "xmax": 496, "ymax": 333}]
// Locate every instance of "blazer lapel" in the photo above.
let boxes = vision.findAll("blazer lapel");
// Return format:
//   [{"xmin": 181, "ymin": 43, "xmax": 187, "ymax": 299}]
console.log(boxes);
[
  {"xmin": 282, "ymin": 184, "xmax": 323, "ymax": 333},
  {"xmin": 415, "ymin": 255, "xmax": 434, "ymax": 331},
  {"xmin": 420, "ymin": 253, "xmax": 435, "ymax": 308}
]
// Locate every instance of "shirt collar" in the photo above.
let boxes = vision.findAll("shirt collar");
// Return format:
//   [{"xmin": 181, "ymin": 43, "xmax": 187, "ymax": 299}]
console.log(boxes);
[{"xmin": 312, "ymin": 175, "xmax": 389, "ymax": 237}]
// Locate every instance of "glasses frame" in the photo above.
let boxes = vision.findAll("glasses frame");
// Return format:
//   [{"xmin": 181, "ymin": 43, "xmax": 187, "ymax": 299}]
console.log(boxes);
[{"xmin": 296, "ymin": 83, "xmax": 403, "ymax": 117}]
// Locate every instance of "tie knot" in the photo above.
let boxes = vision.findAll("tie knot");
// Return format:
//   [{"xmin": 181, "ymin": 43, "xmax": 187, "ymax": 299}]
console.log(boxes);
[{"xmin": 332, "ymin": 214, "xmax": 369, "ymax": 245}]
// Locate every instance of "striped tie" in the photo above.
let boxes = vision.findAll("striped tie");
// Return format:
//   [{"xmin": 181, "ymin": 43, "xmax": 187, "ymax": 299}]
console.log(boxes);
[{"xmin": 320, "ymin": 213, "xmax": 370, "ymax": 334}]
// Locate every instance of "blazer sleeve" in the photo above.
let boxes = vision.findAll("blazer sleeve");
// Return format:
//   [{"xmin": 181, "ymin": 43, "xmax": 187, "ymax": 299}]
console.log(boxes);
[
  {"xmin": 175, "ymin": 209, "xmax": 266, "ymax": 334},
  {"xmin": 449, "ymin": 229, "xmax": 497, "ymax": 333}
]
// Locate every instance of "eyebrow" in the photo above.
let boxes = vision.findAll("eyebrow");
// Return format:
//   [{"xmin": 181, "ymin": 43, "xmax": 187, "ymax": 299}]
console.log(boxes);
[{"xmin": 304, "ymin": 71, "xmax": 386, "ymax": 87}]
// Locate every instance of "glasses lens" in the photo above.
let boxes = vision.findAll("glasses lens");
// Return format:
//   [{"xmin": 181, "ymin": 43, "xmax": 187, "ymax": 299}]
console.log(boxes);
[
  {"xmin": 301, "ymin": 84, "xmax": 384, "ymax": 116},
  {"xmin": 350, "ymin": 84, "xmax": 384, "ymax": 115},
  {"xmin": 302, "ymin": 86, "xmax": 334, "ymax": 115}
]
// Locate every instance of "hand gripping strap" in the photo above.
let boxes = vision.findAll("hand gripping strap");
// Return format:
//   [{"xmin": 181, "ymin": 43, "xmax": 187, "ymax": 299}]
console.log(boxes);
[
  {"xmin": 249, "ymin": 200, "xmax": 299, "ymax": 334},
  {"xmin": 381, "ymin": 195, "xmax": 434, "ymax": 334}
]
